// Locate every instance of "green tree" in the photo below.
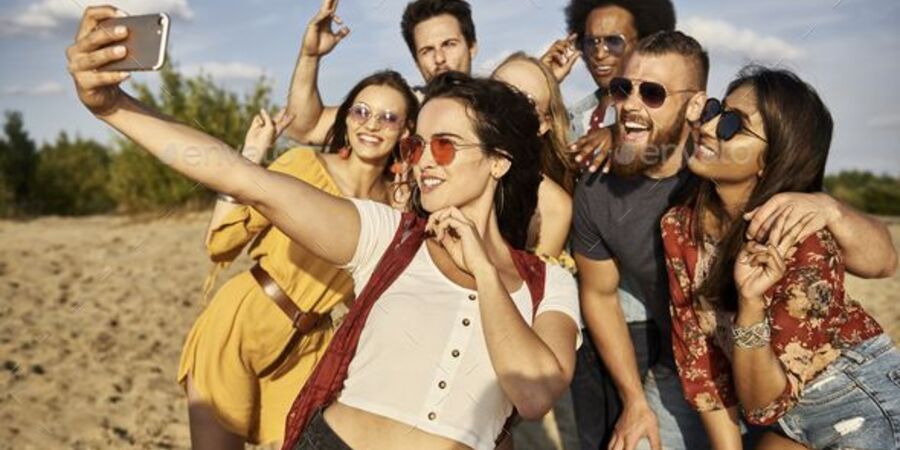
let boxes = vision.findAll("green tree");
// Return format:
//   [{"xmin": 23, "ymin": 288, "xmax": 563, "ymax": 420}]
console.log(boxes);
[
  {"xmin": 825, "ymin": 171, "xmax": 900, "ymax": 216},
  {"xmin": 0, "ymin": 111, "xmax": 38, "ymax": 216},
  {"xmin": 109, "ymin": 61, "xmax": 274, "ymax": 212},
  {"xmin": 32, "ymin": 132, "xmax": 115, "ymax": 215}
]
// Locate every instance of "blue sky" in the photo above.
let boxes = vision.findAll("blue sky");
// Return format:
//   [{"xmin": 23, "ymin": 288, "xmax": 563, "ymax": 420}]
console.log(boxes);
[{"xmin": 1, "ymin": 0, "xmax": 898, "ymax": 174}]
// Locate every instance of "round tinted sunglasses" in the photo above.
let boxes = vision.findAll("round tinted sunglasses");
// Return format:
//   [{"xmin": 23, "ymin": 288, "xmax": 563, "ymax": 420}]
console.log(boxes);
[
  {"xmin": 610, "ymin": 77, "xmax": 698, "ymax": 109},
  {"xmin": 348, "ymin": 103, "xmax": 403, "ymax": 131},
  {"xmin": 400, "ymin": 135, "xmax": 512, "ymax": 166},
  {"xmin": 701, "ymin": 98, "xmax": 767, "ymax": 142},
  {"xmin": 581, "ymin": 34, "xmax": 627, "ymax": 57}
]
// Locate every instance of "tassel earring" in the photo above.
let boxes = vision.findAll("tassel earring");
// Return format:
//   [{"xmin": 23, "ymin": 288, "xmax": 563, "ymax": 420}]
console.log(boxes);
[{"xmin": 339, "ymin": 132, "xmax": 352, "ymax": 159}]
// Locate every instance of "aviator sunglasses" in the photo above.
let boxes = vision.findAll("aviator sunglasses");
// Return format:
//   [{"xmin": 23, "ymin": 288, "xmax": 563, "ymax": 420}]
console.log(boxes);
[
  {"xmin": 701, "ymin": 98, "xmax": 767, "ymax": 142},
  {"xmin": 610, "ymin": 77, "xmax": 699, "ymax": 109},
  {"xmin": 582, "ymin": 34, "xmax": 628, "ymax": 57}
]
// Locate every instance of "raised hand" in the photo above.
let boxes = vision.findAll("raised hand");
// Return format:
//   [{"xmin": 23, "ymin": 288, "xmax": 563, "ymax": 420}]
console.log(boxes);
[
  {"xmin": 241, "ymin": 108, "xmax": 295, "ymax": 164},
  {"xmin": 301, "ymin": 0, "xmax": 350, "ymax": 58},
  {"xmin": 734, "ymin": 240, "xmax": 791, "ymax": 305},
  {"xmin": 66, "ymin": 6, "xmax": 131, "ymax": 116},
  {"xmin": 570, "ymin": 126, "xmax": 613, "ymax": 173},
  {"xmin": 540, "ymin": 34, "xmax": 582, "ymax": 82},
  {"xmin": 425, "ymin": 207, "xmax": 492, "ymax": 277}
]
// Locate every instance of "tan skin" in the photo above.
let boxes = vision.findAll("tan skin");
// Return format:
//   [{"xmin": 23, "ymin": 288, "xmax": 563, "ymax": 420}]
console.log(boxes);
[
  {"xmin": 67, "ymin": 7, "xmax": 576, "ymax": 450},
  {"xmin": 491, "ymin": 60, "xmax": 573, "ymax": 257},
  {"xmin": 575, "ymin": 52, "xmax": 707, "ymax": 450},
  {"xmin": 542, "ymin": 5, "xmax": 640, "ymax": 172},
  {"xmin": 201, "ymin": 44, "xmax": 409, "ymax": 450},
  {"xmin": 413, "ymin": 14, "xmax": 477, "ymax": 82},
  {"xmin": 286, "ymin": 0, "xmax": 476, "ymax": 146},
  {"xmin": 686, "ymin": 84, "xmax": 811, "ymax": 450}
]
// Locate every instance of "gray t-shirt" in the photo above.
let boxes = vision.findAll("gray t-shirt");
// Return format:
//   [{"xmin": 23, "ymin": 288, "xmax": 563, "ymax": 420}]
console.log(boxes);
[{"xmin": 572, "ymin": 169, "xmax": 691, "ymax": 357}]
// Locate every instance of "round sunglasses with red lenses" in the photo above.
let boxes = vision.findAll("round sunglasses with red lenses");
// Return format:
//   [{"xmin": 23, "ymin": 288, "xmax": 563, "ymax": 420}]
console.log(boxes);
[
  {"xmin": 701, "ymin": 98, "xmax": 767, "ymax": 142},
  {"xmin": 610, "ymin": 77, "xmax": 698, "ymax": 109},
  {"xmin": 348, "ymin": 103, "xmax": 403, "ymax": 131},
  {"xmin": 399, "ymin": 135, "xmax": 484, "ymax": 166}
]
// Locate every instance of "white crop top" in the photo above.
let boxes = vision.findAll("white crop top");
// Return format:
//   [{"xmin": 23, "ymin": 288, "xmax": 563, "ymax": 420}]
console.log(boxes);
[{"xmin": 338, "ymin": 199, "xmax": 583, "ymax": 450}]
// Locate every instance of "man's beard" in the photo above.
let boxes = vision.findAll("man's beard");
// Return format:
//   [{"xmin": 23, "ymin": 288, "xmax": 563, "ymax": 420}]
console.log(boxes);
[{"xmin": 611, "ymin": 107, "xmax": 687, "ymax": 177}]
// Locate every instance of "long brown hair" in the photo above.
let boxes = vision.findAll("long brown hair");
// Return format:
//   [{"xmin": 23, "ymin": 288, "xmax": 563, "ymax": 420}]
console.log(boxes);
[
  {"xmin": 323, "ymin": 70, "xmax": 419, "ymax": 178},
  {"xmin": 492, "ymin": 52, "xmax": 577, "ymax": 193},
  {"xmin": 681, "ymin": 65, "xmax": 834, "ymax": 310}
]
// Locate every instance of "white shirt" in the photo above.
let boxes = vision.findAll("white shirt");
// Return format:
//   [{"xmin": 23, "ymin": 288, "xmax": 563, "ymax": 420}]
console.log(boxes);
[{"xmin": 338, "ymin": 199, "xmax": 583, "ymax": 450}]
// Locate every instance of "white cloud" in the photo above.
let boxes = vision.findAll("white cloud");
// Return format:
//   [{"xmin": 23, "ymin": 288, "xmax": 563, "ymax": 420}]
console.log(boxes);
[
  {"xmin": 2, "ymin": 0, "xmax": 193, "ymax": 37},
  {"xmin": 867, "ymin": 114, "xmax": 900, "ymax": 130},
  {"xmin": 181, "ymin": 62, "xmax": 267, "ymax": 80},
  {"xmin": 681, "ymin": 16, "xmax": 805, "ymax": 63},
  {"xmin": 2, "ymin": 81, "xmax": 65, "ymax": 96}
]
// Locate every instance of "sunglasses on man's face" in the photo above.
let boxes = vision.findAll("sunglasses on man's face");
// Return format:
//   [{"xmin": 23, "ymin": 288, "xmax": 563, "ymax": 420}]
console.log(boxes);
[
  {"xmin": 581, "ymin": 34, "xmax": 627, "ymax": 57},
  {"xmin": 609, "ymin": 77, "xmax": 698, "ymax": 109},
  {"xmin": 701, "ymin": 98, "xmax": 767, "ymax": 142},
  {"xmin": 348, "ymin": 103, "xmax": 403, "ymax": 131}
]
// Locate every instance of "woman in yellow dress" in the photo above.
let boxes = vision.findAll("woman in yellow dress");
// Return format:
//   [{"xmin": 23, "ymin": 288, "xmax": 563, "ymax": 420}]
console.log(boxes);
[{"xmin": 176, "ymin": 3, "xmax": 418, "ymax": 448}]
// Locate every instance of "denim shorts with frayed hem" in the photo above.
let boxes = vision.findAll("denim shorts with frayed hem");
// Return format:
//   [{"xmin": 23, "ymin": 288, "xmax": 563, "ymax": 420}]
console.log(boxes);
[{"xmin": 776, "ymin": 334, "xmax": 900, "ymax": 449}]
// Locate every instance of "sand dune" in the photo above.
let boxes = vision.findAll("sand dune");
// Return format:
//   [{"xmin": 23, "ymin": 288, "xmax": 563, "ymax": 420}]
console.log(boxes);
[{"xmin": 1, "ymin": 212, "xmax": 897, "ymax": 449}]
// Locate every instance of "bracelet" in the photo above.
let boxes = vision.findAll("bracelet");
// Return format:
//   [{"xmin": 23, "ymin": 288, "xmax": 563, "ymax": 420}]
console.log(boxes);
[
  {"xmin": 217, "ymin": 193, "xmax": 241, "ymax": 204},
  {"xmin": 732, "ymin": 319, "xmax": 771, "ymax": 349}
]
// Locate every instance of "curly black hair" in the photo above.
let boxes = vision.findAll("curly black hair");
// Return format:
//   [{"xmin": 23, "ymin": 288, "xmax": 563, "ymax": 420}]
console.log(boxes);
[{"xmin": 565, "ymin": 0, "xmax": 675, "ymax": 44}]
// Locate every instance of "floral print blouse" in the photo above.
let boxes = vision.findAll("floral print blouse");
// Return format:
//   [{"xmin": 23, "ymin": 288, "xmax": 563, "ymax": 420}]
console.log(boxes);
[{"xmin": 661, "ymin": 206, "xmax": 883, "ymax": 425}]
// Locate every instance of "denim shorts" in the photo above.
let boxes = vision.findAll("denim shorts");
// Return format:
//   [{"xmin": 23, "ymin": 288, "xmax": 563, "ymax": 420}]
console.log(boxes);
[
  {"xmin": 776, "ymin": 334, "xmax": 900, "ymax": 449},
  {"xmin": 292, "ymin": 408, "xmax": 353, "ymax": 450}
]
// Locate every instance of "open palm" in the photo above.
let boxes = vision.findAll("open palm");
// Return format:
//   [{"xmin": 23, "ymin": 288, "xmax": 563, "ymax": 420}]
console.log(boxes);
[{"xmin": 301, "ymin": 0, "xmax": 350, "ymax": 58}]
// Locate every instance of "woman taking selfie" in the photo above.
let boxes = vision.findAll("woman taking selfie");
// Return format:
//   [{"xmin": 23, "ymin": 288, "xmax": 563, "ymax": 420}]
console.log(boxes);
[
  {"xmin": 87, "ymin": 1, "xmax": 419, "ymax": 448},
  {"xmin": 661, "ymin": 65, "xmax": 900, "ymax": 449},
  {"xmin": 67, "ymin": 6, "xmax": 581, "ymax": 450}
]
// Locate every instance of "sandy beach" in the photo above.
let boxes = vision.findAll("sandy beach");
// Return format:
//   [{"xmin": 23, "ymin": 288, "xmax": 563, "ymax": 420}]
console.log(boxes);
[{"xmin": 1, "ymin": 212, "xmax": 897, "ymax": 449}]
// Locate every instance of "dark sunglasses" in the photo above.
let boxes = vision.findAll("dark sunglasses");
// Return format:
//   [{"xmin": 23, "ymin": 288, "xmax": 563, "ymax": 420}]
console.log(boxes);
[
  {"xmin": 701, "ymin": 98, "xmax": 767, "ymax": 142},
  {"xmin": 609, "ymin": 77, "xmax": 698, "ymax": 109},
  {"xmin": 581, "ymin": 34, "xmax": 627, "ymax": 57},
  {"xmin": 348, "ymin": 103, "xmax": 402, "ymax": 130}
]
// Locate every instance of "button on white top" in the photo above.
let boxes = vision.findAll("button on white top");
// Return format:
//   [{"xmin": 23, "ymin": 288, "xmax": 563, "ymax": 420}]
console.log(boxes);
[{"xmin": 337, "ymin": 199, "xmax": 583, "ymax": 450}]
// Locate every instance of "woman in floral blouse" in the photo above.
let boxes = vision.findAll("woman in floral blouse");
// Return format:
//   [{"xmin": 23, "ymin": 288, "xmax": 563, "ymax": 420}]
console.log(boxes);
[{"xmin": 662, "ymin": 65, "xmax": 900, "ymax": 449}]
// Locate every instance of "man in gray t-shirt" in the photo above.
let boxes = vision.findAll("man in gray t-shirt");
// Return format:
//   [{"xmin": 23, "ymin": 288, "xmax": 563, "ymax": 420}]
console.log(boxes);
[
  {"xmin": 572, "ymin": 169, "xmax": 690, "ymax": 361},
  {"xmin": 569, "ymin": 32, "xmax": 711, "ymax": 450}
]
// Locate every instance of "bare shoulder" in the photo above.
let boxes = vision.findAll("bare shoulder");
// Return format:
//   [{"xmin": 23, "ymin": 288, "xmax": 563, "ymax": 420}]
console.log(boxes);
[{"xmin": 538, "ymin": 176, "xmax": 573, "ymax": 214}]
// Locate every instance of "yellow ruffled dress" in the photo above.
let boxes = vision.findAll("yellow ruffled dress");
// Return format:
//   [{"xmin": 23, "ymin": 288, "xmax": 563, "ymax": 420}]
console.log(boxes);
[{"xmin": 177, "ymin": 147, "xmax": 353, "ymax": 444}]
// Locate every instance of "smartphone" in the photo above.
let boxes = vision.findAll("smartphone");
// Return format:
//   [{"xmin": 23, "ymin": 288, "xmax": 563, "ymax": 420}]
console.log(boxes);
[{"xmin": 97, "ymin": 13, "xmax": 170, "ymax": 71}]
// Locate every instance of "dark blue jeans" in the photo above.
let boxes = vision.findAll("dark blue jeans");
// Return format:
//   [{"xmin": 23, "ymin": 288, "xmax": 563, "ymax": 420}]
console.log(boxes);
[
  {"xmin": 570, "ymin": 322, "xmax": 660, "ymax": 450},
  {"xmin": 292, "ymin": 409, "xmax": 353, "ymax": 450}
]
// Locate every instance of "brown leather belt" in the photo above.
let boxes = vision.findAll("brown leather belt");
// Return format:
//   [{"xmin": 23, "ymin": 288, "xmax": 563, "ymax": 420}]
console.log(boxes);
[{"xmin": 250, "ymin": 263, "xmax": 324, "ymax": 335}]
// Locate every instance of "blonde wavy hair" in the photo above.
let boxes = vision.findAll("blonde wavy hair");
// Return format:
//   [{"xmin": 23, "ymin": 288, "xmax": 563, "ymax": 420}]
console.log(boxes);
[{"xmin": 492, "ymin": 51, "xmax": 576, "ymax": 193}]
